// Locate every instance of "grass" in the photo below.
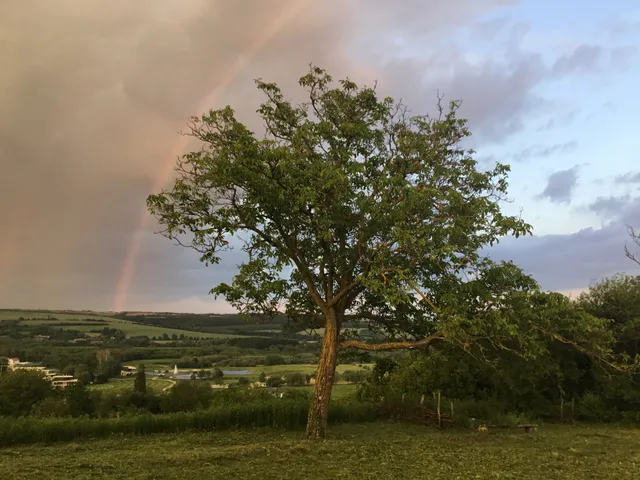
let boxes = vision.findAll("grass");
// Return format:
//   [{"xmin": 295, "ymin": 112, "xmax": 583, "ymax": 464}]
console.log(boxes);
[
  {"xmin": 89, "ymin": 377, "xmax": 175, "ymax": 394},
  {"xmin": 240, "ymin": 363, "xmax": 373, "ymax": 380},
  {"xmin": 1, "ymin": 423, "xmax": 638, "ymax": 479},
  {"xmin": 0, "ymin": 310, "xmax": 244, "ymax": 339},
  {"xmin": 89, "ymin": 373, "xmax": 358, "ymax": 399},
  {"xmin": 297, "ymin": 383, "xmax": 357, "ymax": 399}
]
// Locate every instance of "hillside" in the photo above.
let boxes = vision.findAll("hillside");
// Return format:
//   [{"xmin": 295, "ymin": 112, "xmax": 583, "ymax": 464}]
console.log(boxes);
[{"xmin": 2, "ymin": 424, "xmax": 638, "ymax": 479}]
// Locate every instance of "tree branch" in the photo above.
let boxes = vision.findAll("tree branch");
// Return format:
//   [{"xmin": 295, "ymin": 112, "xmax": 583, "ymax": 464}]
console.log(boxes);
[{"xmin": 338, "ymin": 333, "xmax": 444, "ymax": 351}]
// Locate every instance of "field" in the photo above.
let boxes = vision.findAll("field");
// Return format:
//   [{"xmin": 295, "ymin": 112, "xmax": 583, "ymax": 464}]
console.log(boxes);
[
  {"xmin": 1, "ymin": 423, "xmax": 638, "ymax": 479},
  {"xmin": 226, "ymin": 363, "xmax": 374, "ymax": 380},
  {"xmin": 88, "ymin": 375, "xmax": 358, "ymax": 398},
  {"xmin": 123, "ymin": 362, "xmax": 373, "ymax": 379},
  {"xmin": 0, "ymin": 310, "xmax": 246, "ymax": 339},
  {"xmin": 89, "ymin": 377, "xmax": 175, "ymax": 394}
]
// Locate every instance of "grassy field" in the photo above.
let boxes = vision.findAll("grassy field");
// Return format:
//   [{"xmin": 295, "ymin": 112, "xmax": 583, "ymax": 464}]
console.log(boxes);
[
  {"xmin": 233, "ymin": 363, "xmax": 373, "ymax": 380},
  {"xmin": 121, "ymin": 363, "xmax": 374, "ymax": 379},
  {"xmin": 297, "ymin": 383, "xmax": 357, "ymax": 398},
  {"xmin": 89, "ymin": 377, "xmax": 175, "ymax": 394},
  {"xmin": 88, "ymin": 376, "xmax": 356, "ymax": 398},
  {"xmin": 0, "ymin": 310, "xmax": 244, "ymax": 339},
  {"xmin": 1, "ymin": 423, "xmax": 638, "ymax": 479}
]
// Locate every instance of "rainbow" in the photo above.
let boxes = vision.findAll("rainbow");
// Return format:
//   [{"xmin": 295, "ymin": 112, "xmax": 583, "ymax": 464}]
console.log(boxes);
[{"xmin": 112, "ymin": 1, "xmax": 308, "ymax": 312}]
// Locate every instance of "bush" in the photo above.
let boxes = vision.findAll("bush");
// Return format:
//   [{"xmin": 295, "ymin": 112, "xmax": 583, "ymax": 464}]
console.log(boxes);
[
  {"xmin": 285, "ymin": 373, "xmax": 306, "ymax": 386},
  {"xmin": 266, "ymin": 376, "xmax": 283, "ymax": 388},
  {"xmin": 265, "ymin": 355, "xmax": 285, "ymax": 366},
  {"xmin": 160, "ymin": 381, "xmax": 213, "ymax": 413},
  {"xmin": 31, "ymin": 396, "xmax": 70, "ymax": 418}
]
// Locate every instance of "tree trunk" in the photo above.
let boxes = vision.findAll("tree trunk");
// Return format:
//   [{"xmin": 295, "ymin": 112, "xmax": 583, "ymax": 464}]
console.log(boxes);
[{"xmin": 306, "ymin": 310, "xmax": 339, "ymax": 439}]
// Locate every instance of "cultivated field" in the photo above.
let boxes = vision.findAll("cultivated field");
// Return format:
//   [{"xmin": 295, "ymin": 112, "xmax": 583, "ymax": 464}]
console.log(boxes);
[
  {"xmin": 1, "ymin": 423, "xmax": 638, "ymax": 479},
  {"xmin": 0, "ymin": 310, "xmax": 244, "ymax": 338},
  {"xmin": 89, "ymin": 377, "xmax": 175, "ymax": 394}
]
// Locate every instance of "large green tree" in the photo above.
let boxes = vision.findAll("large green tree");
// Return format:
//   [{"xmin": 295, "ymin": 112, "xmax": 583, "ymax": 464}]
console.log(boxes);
[{"xmin": 147, "ymin": 66, "xmax": 609, "ymax": 438}]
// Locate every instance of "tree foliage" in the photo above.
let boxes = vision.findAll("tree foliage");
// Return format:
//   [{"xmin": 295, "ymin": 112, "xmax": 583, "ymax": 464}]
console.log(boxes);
[
  {"xmin": 147, "ymin": 65, "xmax": 533, "ymax": 348},
  {"xmin": 146, "ymin": 65, "xmax": 621, "ymax": 437}
]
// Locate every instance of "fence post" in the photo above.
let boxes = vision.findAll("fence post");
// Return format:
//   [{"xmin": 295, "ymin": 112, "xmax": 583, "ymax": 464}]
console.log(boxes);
[
  {"xmin": 437, "ymin": 390, "xmax": 442, "ymax": 429},
  {"xmin": 571, "ymin": 397, "xmax": 575, "ymax": 425},
  {"xmin": 450, "ymin": 400, "xmax": 454, "ymax": 420},
  {"xmin": 560, "ymin": 395, "xmax": 564, "ymax": 424}
]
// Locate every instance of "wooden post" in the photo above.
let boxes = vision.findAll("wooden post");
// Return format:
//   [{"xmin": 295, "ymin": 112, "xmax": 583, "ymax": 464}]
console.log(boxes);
[
  {"xmin": 560, "ymin": 395, "xmax": 564, "ymax": 423},
  {"xmin": 437, "ymin": 390, "xmax": 442, "ymax": 429},
  {"xmin": 450, "ymin": 400, "xmax": 454, "ymax": 420},
  {"xmin": 571, "ymin": 397, "xmax": 575, "ymax": 425},
  {"xmin": 402, "ymin": 393, "xmax": 406, "ymax": 404},
  {"xmin": 420, "ymin": 394, "xmax": 425, "ymax": 406}
]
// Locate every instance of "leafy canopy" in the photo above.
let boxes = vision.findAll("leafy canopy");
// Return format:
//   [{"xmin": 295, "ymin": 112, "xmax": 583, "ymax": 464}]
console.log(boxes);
[{"xmin": 148, "ymin": 66, "xmax": 560, "ymax": 351}]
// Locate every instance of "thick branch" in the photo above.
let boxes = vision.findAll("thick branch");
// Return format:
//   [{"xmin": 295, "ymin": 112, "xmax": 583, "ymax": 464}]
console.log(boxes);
[{"xmin": 339, "ymin": 333, "xmax": 444, "ymax": 351}]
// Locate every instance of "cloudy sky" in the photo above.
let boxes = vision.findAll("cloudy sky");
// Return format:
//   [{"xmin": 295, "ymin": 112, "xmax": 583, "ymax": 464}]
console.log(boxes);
[{"xmin": 1, "ymin": 0, "xmax": 639, "ymax": 313}]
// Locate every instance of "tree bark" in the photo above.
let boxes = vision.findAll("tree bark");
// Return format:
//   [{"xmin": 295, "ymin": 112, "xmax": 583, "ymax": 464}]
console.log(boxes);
[{"xmin": 306, "ymin": 309, "xmax": 339, "ymax": 440}]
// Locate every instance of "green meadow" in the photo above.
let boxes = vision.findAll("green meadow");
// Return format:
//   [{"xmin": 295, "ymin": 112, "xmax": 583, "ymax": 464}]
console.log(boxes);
[{"xmin": 1, "ymin": 423, "xmax": 638, "ymax": 479}]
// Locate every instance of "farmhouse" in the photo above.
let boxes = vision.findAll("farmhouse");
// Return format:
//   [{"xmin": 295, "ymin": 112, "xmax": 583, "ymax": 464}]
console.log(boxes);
[{"xmin": 120, "ymin": 365, "xmax": 137, "ymax": 377}]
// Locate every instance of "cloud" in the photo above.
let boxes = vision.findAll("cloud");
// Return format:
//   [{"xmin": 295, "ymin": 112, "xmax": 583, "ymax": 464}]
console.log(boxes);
[
  {"xmin": 512, "ymin": 141, "xmax": 577, "ymax": 163},
  {"xmin": 535, "ymin": 166, "xmax": 580, "ymax": 204},
  {"xmin": 588, "ymin": 195, "xmax": 633, "ymax": 220},
  {"xmin": 610, "ymin": 45, "xmax": 639, "ymax": 68},
  {"xmin": 0, "ymin": 0, "xmax": 632, "ymax": 311},
  {"xmin": 490, "ymin": 196, "xmax": 640, "ymax": 291},
  {"xmin": 614, "ymin": 171, "xmax": 640, "ymax": 184},
  {"xmin": 552, "ymin": 45, "xmax": 603, "ymax": 75}
]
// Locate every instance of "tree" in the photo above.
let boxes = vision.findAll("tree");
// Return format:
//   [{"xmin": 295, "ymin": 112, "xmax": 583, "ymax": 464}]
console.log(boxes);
[
  {"xmin": 65, "ymin": 382, "xmax": 94, "ymax": 417},
  {"xmin": 285, "ymin": 372, "xmax": 306, "ymax": 386},
  {"xmin": 626, "ymin": 226, "xmax": 640, "ymax": 266},
  {"xmin": 212, "ymin": 368, "xmax": 224, "ymax": 384},
  {"xmin": 0, "ymin": 370, "xmax": 53, "ymax": 417},
  {"xmin": 134, "ymin": 364, "xmax": 147, "ymax": 394},
  {"xmin": 147, "ymin": 66, "xmax": 611, "ymax": 439},
  {"xmin": 266, "ymin": 376, "xmax": 283, "ymax": 388},
  {"xmin": 0, "ymin": 357, "xmax": 8, "ymax": 374},
  {"xmin": 258, "ymin": 371, "xmax": 267, "ymax": 383},
  {"xmin": 578, "ymin": 275, "xmax": 640, "ymax": 358}
]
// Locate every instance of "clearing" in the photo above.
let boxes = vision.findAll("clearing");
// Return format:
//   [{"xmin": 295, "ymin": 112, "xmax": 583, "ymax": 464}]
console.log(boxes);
[{"xmin": 1, "ymin": 423, "xmax": 638, "ymax": 479}]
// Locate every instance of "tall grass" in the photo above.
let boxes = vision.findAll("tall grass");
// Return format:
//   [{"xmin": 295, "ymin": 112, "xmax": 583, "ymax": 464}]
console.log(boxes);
[{"xmin": 0, "ymin": 399, "xmax": 376, "ymax": 447}]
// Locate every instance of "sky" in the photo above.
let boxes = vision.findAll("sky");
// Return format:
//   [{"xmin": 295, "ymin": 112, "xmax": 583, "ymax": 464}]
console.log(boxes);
[{"xmin": 1, "ymin": 0, "xmax": 639, "ymax": 313}]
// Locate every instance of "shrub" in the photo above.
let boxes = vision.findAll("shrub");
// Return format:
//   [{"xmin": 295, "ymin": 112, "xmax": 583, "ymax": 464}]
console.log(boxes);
[
  {"xmin": 160, "ymin": 381, "xmax": 213, "ymax": 413},
  {"xmin": 285, "ymin": 372, "xmax": 306, "ymax": 386},
  {"xmin": 266, "ymin": 376, "xmax": 283, "ymax": 388},
  {"xmin": 31, "ymin": 396, "xmax": 70, "ymax": 418}
]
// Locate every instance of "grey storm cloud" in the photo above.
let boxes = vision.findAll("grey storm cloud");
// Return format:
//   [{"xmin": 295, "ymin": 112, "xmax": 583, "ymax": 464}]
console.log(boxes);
[
  {"xmin": 0, "ymin": 0, "xmax": 628, "ymax": 311},
  {"xmin": 588, "ymin": 195, "xmax": 633, "ymax": 219},
  {"xmin": 490, "ymin": 195, "xmax": 640, "ymax": 292},
  {"xmin": 536, "ymin": 166, "xmax": 580, "ymax": 204}
]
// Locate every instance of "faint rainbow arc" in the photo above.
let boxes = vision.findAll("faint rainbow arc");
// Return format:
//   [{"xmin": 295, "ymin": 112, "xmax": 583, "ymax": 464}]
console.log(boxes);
[{"xmin": 112, "ymin": 1, "xmax": 308, "ymax": 312}]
